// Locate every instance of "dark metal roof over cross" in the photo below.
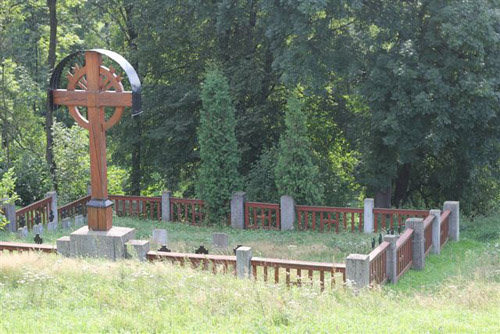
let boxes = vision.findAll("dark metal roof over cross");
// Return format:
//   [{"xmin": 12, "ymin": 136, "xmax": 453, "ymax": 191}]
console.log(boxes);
[{"xmin": 49, "ymin": 50, "xmax": 141, "ymax": 231}]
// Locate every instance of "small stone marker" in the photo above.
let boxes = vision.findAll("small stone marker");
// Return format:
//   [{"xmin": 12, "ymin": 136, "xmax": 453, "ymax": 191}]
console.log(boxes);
[
  {"xmin": 33, "ymin": 223, "xmax": 44, "ymax": 236},
  {"xmin": 74, "ymin": 215, "xmax": 85, "ymax": 227},
  {"xmin": 61, "ymin": 217, "xmax": 72, "ymax": 229},
  {"xmin": 125, "ymin": 240, "xmax": 150, "ymax": 262},
  {"xmin": 47, "ymin": 220, "xmax": 58, "ymax": 232},
  {"xmin": 212, "ymin": 233, "xmax": 229, "ymax": 248},
  {"xmin": 236, "ymin": 246, "xmax": 252, "ymax": 279},
  {"xmin": 17, "ymin": 226, "xmax": 28, "ymax": 239},
  {"xmin": 151, "ymin": 229, "xmax": 168, "ymax": 245},
  {"xmin": 34, "ymin": 234, "xmax": 43, "ymax": 244}
]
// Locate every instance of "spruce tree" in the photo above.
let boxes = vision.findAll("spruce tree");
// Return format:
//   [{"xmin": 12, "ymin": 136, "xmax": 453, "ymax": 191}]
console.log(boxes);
[
  {"xmin": 197, "ymin": 67, "xmax": 241, "ymax": 224},
  {"xmin": 275, "ymin": 96, "xmax": 323, "ymax": 205}
]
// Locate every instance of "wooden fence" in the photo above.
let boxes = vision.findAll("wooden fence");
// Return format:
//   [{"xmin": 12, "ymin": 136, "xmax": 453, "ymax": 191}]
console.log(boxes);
[
  {"xmin": 58, "ymin": 195, "xmax": 90, "ymax": 220},
  {"xmin": 423, "ymin": 215, "xmax": 434, "ymax": 255},
  {"xmin": 373, "ymin": 208, "xmax": 428, "ymax": 232},
  {"xmin": 0, "ymin": 241, "xmax": 57, "ymax": 253},
  {"xmin": 170, "ymin": 197, "xmax": 205, "ymax": 225},
  {"xmin": 245, "ymin": 202, "xmax": 280, "ymax": 230},
  {"xmin": 440, "ymin": 210, "xmax": 451, "ymax": 247},
  {"xmin": 396, "ymin": 228, "xmax": 413, "ymax": 280},
  {"xmin": 296, "ymin": 205, "xmax": 363, "ymax": 232},
  {"xmin": 368, "ymin": 241, "xmax": 389, "ymax": 284},
  {"xmin": 16, "ymin": 196, "xmax": 53, "ymax": 229},
  {"xmin": 110, "ymin": 195, "xmax": 162, "ymax": 220}
]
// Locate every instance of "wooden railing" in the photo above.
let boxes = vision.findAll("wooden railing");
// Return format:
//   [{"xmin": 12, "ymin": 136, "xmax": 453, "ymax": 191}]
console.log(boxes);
[
  {"xmin": 296, "ymin": 205, "xmax": 363, "ymax": 232},
  {"xmin": 251, "ymin": 257, "xmax": 345, "ymax": 290},
  {"xmin": 16, "ymin": 197, "xmax": 53, "ymax": 230},
  {"xmin": 147, "ymin": 251, "xmax": 345, "ymax": 290},
  {"xmin": 58, "ymin": 195, "xmax": 91, "ymax": 220},
  {"xmin": 423, "ymin": 215, "xmax": 434, "ymax": 255},
  {"xmin": 244, "ymin": 202, "xmax": 280, "ymax": 230},
  {"xmin": 110, "ymin": 195, "xmax": 162, "ymax": 220},
  {"xmin": 369, "ymin": 241, "xmax": 389, "ymax": 284},
  {"xmin": 440, "ymin": 210, "xmax": 450, "ymax": 247},
  {"xmin": 373, "ymin": 208, "xmax": 428, "ymax": 232},
  {"xmin": 170, "ymin": 198, "xmax": 205, "ymax": 225},
  {"xmin": 396, "ymin": 228, "xmax": 413, "ymax": 280},
  {"xmin": 0, "ymin": 241, "xmax": 57, "ymax": 253}
]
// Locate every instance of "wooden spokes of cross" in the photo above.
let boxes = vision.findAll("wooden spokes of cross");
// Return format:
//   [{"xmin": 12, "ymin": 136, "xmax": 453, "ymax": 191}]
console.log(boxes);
[{"xmin": 52, "ymin": 51, "xmax": 133, "ymax": 231}]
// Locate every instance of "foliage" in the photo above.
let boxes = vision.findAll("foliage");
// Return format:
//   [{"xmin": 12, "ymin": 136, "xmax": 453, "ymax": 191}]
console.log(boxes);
[
  {"xmin": 0, "ymin": 168, "xmax": 19, "ymax": 230},
  {"xmin": 196, "ymin": 67, "xmax": 241, "ymax": 224},
  {"xmin": 245, "ymin": 146, "xmax": 279, "ymax": 203},
  {"xmin": 52, "ymin": 122, "xmax": 90, "ymax": 204},
  {"xmin": 275, "ymin": 95, "xmax": 323, "ymax": 205}
]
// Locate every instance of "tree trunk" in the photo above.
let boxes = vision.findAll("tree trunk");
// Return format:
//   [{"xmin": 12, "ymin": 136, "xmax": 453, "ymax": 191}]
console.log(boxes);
[
  {"xmin": 393, "ymin": 163, "xmax": 411, "ymax": 207},
  {"xmin": 46, "ymin": 0, "xmax": 57, "ymax": 190},
  {"xmin": 374, "ymin": 186, "xmax": 392, "ymax": 208}
]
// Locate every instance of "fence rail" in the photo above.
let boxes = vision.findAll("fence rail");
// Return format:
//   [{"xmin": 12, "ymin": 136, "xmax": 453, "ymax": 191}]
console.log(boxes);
[
  {"xmin": 245, "ymin": 202, "xmax": 280, "ymax": 230},
  {"xmin": 396, "ymin": 228, "xmax": 413, "ymax": 279},
  {"xmin": 440, "ymin": 210, "xmax": 450, "ymax": 247},
  {"xmin": 0, "ymin": 241, "xmax": 57, "ymax": 253},
  {"xmin": 423, "ymin": 215, "xmax": 434, "ymax": 255},
  {"xmin": 296, "ymin": 205, "xmax": 363, "ymax": 232},
  {"xmin": 16, "ymin": 197, "xmax": 53, "ymax": 229},
  {"xmin": 109, "ymin": 195, "xmax": 161, "ymax": 220},
  {"xmin": 58, "ymin": 195, "xmax": 91, "ymax": 220},
  {"xmin": 170, "ymin": 197, "xmax": 205, "ymax": 225},
  {"xmin": 369, "ymin": 241, "xmax": 389, "ymax": 284},
  {"xmin": 373, "ymin": 208, "xmax": 428, "ymax": 232}
]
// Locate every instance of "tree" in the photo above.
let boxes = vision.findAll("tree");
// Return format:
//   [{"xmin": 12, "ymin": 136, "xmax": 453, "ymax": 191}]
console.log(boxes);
[
  {"xmin": 275, "ymin": 95, "xmax": 323, "ymax": 205},
  {"xmin": 197, "ymin": 67, "xmax": 241, "ymax": 224}
]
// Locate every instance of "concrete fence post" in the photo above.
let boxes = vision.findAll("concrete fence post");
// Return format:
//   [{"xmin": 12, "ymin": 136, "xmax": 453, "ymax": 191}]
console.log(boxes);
[
  {"xmin": 87, "ymin": 185, "xmax": 92, "ymax": 195},
  {"xmin": 443, "ymin": 201, "xmax": 460, "ymax": 242},
  {"xmin": 429, "ymin": 209, "xmax": 441, "ymax": 255},
  {"xmin": 384, "ymin": 235, "xmax": 398, "ymax": 284},
  {"xmin": 231, "ymin": 191, "xmax": 246, "ymax": 229},
  {"xmin": 46, "ymin": 191, "xmax": 58, "ymax": 231},
  {"xmin": 363, "ymin": 198, "xmax": 374, "ymax": 233},
  {"xmin": 280, "ymin": 195, "xmax": 295, "ymax": 231},
  {"xmin": 405, "ymin": 218, "xmax": 425, "ymax": 270},
  {"xmin": 161, "ymin": 191, "xmax": 172, "ymax": 222},
  {"xmin": 1, "ymin": 202, "xmax": 16, "ymax": 233},
  {"xmin": 346, "ymin": 254, "xmax": 370, "ymax": 288},
  {"xmin": 236, "ymin": 246, "xmax": 252, "ymax": 279}
]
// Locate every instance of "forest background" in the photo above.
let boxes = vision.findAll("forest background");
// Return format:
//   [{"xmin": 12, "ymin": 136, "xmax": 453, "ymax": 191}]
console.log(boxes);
[{"xmin": 1, "ymin": 0, "xmax": 500, "ymax": 216}]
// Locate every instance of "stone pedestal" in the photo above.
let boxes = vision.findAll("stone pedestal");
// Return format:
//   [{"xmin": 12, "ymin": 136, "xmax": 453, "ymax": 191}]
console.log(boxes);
[
  {"xmin": 231, "ymin": 191, "xmax": 246, "ymax": 229},
  {"xmin": 212, "ymin": 233, "xmax": 229, "ymax": 248},
  {"xmin": 57, "ymin": 226, "xmax": 135, "ymax": 260}
]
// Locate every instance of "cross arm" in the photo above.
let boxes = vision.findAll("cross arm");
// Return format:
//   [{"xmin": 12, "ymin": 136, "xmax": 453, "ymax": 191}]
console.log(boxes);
[{"xmin": 52, "ymin": 89, "xmax": 133, "ymax": 107}]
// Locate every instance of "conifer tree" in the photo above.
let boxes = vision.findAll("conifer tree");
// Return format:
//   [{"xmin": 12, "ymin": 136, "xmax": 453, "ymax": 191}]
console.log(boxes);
[
  {"xmin": 197, "ymin": 67, "xmax": 241, "ymax": 224},
  {"xmin": 275, "ymin": 95, "xmax": 323, "ymax": 205}
]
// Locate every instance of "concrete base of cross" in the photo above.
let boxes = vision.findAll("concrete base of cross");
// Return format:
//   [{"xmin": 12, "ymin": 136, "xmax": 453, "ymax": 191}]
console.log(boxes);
[{"xmin": 57, "ymin": 226, "xmax": 135, "ymax": 260}]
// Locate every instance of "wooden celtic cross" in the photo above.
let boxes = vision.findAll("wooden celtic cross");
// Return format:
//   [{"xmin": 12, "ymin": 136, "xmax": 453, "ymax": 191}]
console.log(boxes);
[{"xmin": 49, "ymin": 49, "xmax": 142, "ymax": 231}]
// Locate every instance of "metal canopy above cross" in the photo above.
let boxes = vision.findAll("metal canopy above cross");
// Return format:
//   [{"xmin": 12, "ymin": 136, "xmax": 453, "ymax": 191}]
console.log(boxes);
[{"xmin": 49, "ymin": 50, "xmax": 142, "ymax": 231}]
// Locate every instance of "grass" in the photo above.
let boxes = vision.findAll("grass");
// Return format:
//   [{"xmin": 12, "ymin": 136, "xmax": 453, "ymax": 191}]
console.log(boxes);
[
  {"xmin": 0, "ymin": 212, "xmax": 498, "ymax": 333},
  {"xmin": 0, "ymin": 216, "xmax": 375, "ymax": 262}
]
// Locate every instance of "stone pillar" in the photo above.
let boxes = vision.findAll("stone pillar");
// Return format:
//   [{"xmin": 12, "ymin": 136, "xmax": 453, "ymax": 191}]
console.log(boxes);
[
  {"xmin": 443, "ymin": 201, "xmax": 460, "ymax": 242},
  {"xmin": 430, "ymin": 209, "xmax": 441, "ymax": 255},
  {"xmin": 62, "ymin": 217, "xmax": 72, "ymax": 230},
  {"xmin": 231, "ymin": 191, "xmax": 246, "ymax": 229},
  {"xmin": 46, "ymin": 191, "xmax": 58, "ymax": 229},
  {"xmin": 1, "ymin": 202, "xmax": 16, "ymax": 233},
  {"xmin": 383, "ymin": 235, "xmax": 398, "ymax": 284},
  {"xmin": 161, "ymin": 191, "xmax": 172, "ymax": 222},
  {"xmin": 212, "ymin": 233, "xmax": 229, "ymax": 248},
  {"xmin": 236, "ymin": 246, "xmax": 252, "ymax": 279},
  {"xmin": 405, "ymin": 218, "xmax": 425, "ymax": 270},
  {"xmin": 363, "ymin": 198, "xmax": 374, "ymax": 233},
  {"xmin": 280, "ymin": 195, "xmax": 295, "ymax": 231},
  {"xmin": 125, "ymin": 240, "xmax": 150, "ymax": 262},
  {"xmin": 346, "ymin": 254, "xmax": 370, "ymax": 288}
]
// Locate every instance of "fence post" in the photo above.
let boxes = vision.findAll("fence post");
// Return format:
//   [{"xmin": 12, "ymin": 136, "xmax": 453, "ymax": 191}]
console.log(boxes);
[
  {"xmin": 280, "ymin": 195, "xmax": 295, "ymax": 231},
  {"xmin": 46, "ymin": 191, "xmax": 58, "ymax": 230},
  {"xmin": 363, "ymin": 198, "xmax": 374, "ymax": 233},
  {"xmin": 430, "ymin": 209, "xmax": 441, "ymax": 254},
  {"xmin": 236, "ymin": 246, "xmax": 252, "ymax": 279},
  {"xmin": 443, "ymin": 201, "xmax": 459, "ymax": 242},
  {"xmin": 405, "ymin": 218, "xmax": 425, "ymax": 270},
  {"xmin": 346, "ymin": 254, "xmax": 370, "ymax": 288},
  {"xmin": 1, "ymin": 202, "xmax": 16, "ymax": 232},
  {"xmin": 161, "ymin": 190, "xmax": 172, "ymax": 222},
  {"xmin": 87, "ymin": 185, "xmax": 92, "ymax": 195},
  {"xmin": 383, "ymin": 235, "xmax": 398, "ymax": 284},
  {"xmin": 231, "ymin": 191, "xmax": 246, "ymax": 229}
]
